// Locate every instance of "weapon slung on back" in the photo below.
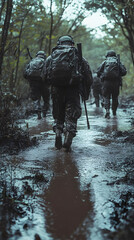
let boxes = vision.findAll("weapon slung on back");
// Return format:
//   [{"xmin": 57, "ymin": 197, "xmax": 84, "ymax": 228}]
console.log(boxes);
[
  {"xmin": 77, "ymin": 43, "xmax": 90, "ymax": 129},
  {"xmin": 27, "ymin": 47, "xmax": 32, "ymax": 60},
  {"xmin": 117, "ymin": 54, "xmax": 122, "ymax": 89}
]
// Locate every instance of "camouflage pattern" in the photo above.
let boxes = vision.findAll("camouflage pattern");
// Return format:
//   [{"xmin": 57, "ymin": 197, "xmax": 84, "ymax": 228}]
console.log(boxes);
[
  {"xmin": 97, "ymin": 53, "xmax": 127, "ymax": 115},
  {"xmin": 92, "ymin": 72, "xmax": 102, "ymax": 107},
  {"xmin": 46, "ymin": 44, "xmax": 92, "ymax": 141},
  {"xmin": 29, "ymin": 79, "xmax": 50, "ymax": 115},
  {"xmin": 102, "ymin": 81, "xmax": 120, "ymax": 113},
  {"xmin": 51, "ymin": 86, "xmax": 81, "ymax": 136}
]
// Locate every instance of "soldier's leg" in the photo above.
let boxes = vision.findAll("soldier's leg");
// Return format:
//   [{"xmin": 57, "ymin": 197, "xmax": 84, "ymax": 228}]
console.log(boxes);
[
  {"xmin": 51, "ymin": 87, "xmax": 65, "ymax": 149},
  {"xmin": 93, "ymin": 90, "xmax": 99, "ymax": 107},
  {"xmin": 112, "ymin": 84, "xmax": 119, "ymax": 116},
  {"xmin": 42, "ymin": 82, "xmax": 50, "ymax": 117},
  {"xmin": 29, "ymin": 81, "xmax": 42, "ymax": 119},
  {"xmin": 63, "ymin": 90, "xmax": 81, "ymax": 150},
  {"xmin": 102, "ymin": 82, "xmax": 111, "ymax": 118}
]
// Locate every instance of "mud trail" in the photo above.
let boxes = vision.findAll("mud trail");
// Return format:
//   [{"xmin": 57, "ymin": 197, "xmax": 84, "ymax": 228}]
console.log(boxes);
[{"xmin": 0, "ymin": 100, "xmax": 134, "ymax": 240}]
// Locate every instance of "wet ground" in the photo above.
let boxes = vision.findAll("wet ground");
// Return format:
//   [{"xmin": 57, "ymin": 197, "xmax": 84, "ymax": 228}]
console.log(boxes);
[{"xmin": 0, "ymin": 98, "xmax": 134, "ymax": 240}]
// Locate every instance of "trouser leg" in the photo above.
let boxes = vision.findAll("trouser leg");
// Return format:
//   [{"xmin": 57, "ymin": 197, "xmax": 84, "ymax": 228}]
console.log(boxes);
[
  {"xmin": 111, "ymin": 84, "xmax": 119, "ymax": 116},
  {"xmin": 63, "ymin": 92, "xmax": 81, "ymax": 149},
  {"xmin": 42, "ymin": 84, "xmax": 50, "ymax": 117},
  {"xmin": 102, "ymin": 82, "xmax": 111, "ymax": 118}
]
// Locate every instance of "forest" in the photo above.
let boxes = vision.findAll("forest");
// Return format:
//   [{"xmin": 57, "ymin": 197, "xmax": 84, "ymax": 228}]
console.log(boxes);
[
  {"xmin": 0, "ymin": 1, "xmax": 134, "ymax": 239},
  {"xmin": 0, "ymin": 0, "xmax": 134, "ymax": 106},
  {"xmin": 0, "ymin": 0, "xmax": 134, "ymax": 149}
]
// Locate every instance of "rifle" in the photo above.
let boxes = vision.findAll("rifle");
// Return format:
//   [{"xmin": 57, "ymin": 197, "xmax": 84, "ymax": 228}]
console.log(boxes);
[
  {"xmin": 117, "ymin": 54, "xmax": 122, "ymax": 89},
  {"xmin": 27, "ymin": 47, "xmax": 32, "ymax": 60},
  {"xmin": 77, "ymin": 43, "xmax": 90, "ymax": 129}
]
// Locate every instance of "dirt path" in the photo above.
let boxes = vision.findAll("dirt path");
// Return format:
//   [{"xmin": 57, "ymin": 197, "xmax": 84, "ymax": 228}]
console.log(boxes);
[{"xmin": 0, "ymin": 101, "xmax": 134, "ymax": 240}]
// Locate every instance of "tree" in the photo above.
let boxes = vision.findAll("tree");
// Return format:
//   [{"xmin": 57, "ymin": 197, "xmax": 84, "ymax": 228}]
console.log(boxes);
[
  {"xmin": 84, "ymin": 0, "xmax": 134, "ymax": 66},
  {"xmin": 0, "ymin": 0, "xmax": 13, "ymax": 75}
]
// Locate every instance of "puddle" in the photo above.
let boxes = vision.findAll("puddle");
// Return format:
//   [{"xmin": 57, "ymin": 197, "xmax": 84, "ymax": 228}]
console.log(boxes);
[{"xmin": 0, "ymin": 103, "xmax": 134, "ymax": 240}]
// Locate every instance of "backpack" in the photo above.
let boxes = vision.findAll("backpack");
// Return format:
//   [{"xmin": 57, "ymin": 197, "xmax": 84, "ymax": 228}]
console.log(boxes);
[
  {"xmin": 23, "ymin": 57, "xmax": 46, "ymax": 81},
  {"xmin": 103, "ymin": 57, "xmax": 119, "ymax": 80},
  {"xmin": 48, "ymin": 45, "xmax": 80, "ymax": 86}
]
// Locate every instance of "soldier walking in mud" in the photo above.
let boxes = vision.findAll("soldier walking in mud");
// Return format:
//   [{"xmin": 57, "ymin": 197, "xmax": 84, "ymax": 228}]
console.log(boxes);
[
  {"xmin": 46, "ymin": 35, "xmax": 93, "ymax": 150},
  {"xmin": 97, "ymin": 50, "xmax": 127, "ymax": 118},
  {"xmin": 92, "ymin": 71, "xmax": 103, "ymax": 107},
  {"xmin": 24, "ymin": 51, "xmax": 50, "ymax": 119}
]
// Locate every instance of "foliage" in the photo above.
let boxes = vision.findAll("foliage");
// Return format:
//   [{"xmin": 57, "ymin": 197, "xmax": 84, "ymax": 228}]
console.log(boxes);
[
  {"xmin": 0, "ymin": 0, "xmax": 133, "ymax": 114},
  {"xmin": 84, "ymin": 0, "xmax": 134, "ymax": 65}
]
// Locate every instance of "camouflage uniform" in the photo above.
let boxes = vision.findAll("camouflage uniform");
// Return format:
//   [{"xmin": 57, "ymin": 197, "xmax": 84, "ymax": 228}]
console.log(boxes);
[
  {"xmin": 46, "ymin": 36, "xmax": 93, "ymax": 150},
  {"xmin": 92, "ymin": 72, "xmax": 102, "ymax": 107},
  {"xmin": 29, "ymin": 79, "xmax": 50, "ymax": 118},
  {"xmin": 25, "ymin": 51, "xmax": 50, "ymax": 119},
  {"xmin": 97, "ymin": 50, "xmax": 127, "ymax": 118}
]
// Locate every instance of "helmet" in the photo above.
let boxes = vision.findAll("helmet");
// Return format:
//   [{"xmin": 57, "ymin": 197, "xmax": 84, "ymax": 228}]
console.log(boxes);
[
  {"xmin": 57, "ymin": 35, "xmax": 74, "ymax": 45},
  {"xmin": 36, "ymin": 51, "xmax": 46, "ymax": 58},
  {"xmin": 106, "ymin": 50, "xmax": 116, "ymax": 57}
]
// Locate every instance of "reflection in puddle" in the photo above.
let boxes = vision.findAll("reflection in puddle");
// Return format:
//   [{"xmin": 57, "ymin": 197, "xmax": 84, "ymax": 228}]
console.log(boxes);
[
  {"xmin": 95, "ymin": 138, "xmax": 112, "ymax": 146},
  {"xmin": 0, "ymin": 103, "xmax": 133, "ymax": 240},
  {"xmin": 43, "ymin": 154, "xmax": 94, "ymax": 240}
]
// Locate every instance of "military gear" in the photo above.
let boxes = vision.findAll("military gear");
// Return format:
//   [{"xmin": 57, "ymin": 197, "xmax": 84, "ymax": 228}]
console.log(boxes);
[
  {"xmin": 63, "ymin": 132, "xmax": 73, "ymax": 150},
  {"xmin": 46, "ymin": 36, "xmax": 92, "ymax": 149},
  {"xmin": 97, "ymin": 51, "xmax": 127, "ymax": 118},
  {"xmin": 105, "ymin": 110, "xmax": 110, "ymax": 119},
  {"xmin": 51, "ymin": 86, "xmax": 81, "ymax": 136},
  {"xmin": 55, "ymin": 129, "xmax": 62, "ymax": 149},
  {"xmin": 103, "ymin": 57, "xmax": 120, "ymax": 80},
  {"xmin": 113, "ymin": 110, "xmax": 116, "ymax": 116},
  {"xmin": 23, "ymin": 54, "xmax": 46, "ymax": 80},
  {"xmin": 36, "ymin": 51, "xmax": 46, "ymax": 58},
  {"xmin": 106, "ymin": 50, "xmax": 116, "ymax": 57},
  {"xmin": 57, "ymin": 35, "xmax": 74, "ymax": 45},
  {"xmin": 48, "ymin": 45, "xmax": 80, "ymax": 86},
  {"xmin": 92, "ymin": 72, "xmax": 102, "ymax": 107}
]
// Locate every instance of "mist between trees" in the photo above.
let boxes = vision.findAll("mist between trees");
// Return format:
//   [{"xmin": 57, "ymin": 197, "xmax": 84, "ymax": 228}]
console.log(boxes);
[{"xmin": 0, "ymin": 0, "xmax": 133, "ymax": 107}]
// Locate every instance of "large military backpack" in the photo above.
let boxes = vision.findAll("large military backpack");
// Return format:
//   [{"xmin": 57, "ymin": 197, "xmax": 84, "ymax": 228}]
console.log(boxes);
[
  {"xmin": 23, "ymin": 57, "xmax": 46, "ymax": 81},
  {"xmin": 48, "ymin": 45, "xmax": 80, "ymax": 86},
  {"xmin": 103, "ymin": 57, "xmax": 119, "ymax": 80}
]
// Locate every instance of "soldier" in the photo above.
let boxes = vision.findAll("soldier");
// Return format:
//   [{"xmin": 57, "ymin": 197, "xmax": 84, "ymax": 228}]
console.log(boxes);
[
  {"xmin": 46, "ymin": 35, "xmax": 93, "ymax": 150},
  {"xmin": 92, "ymin": 71, "xmax": 102, "ymax": 107},
  {"xmin": 97, "ymin": 50, "xmax": 127, "ymax": 118},
  {"xmin": 24, "ymin": 51, "xmax": 50, "ymax": 119}
]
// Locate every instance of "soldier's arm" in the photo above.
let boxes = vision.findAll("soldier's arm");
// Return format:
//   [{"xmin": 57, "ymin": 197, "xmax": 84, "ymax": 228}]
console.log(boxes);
[
  {"xmin": 119, "ymin": 62, "xmax": 127, "ymax": 76},
  {"xmin": 45, "ymin": 56, "xmax": 52, "ymax": 85},
  {"xmin": 82, "ymin": 57, "xmax": 93, "ymax": 87},
  {"xmin": 97, "ymin": 61, "xmax": 105, "ymax": 78}
]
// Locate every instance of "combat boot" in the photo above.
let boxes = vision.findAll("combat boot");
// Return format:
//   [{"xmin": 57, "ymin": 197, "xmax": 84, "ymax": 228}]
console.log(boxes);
[
  {"xmin": 42, "ymin": 111, "xmax": 46, "ymax": 118},
  {"xmin": 63, "ymin": 132, "xmax": 73, "ymax": 150},
  {"xmin": 37, "ymin": 111, "xmax": 41, "ymax": 119},
  {"xmin": 105, "ymin": 109, "xmax": 110, "ymax": 119},
  {"xmin": 112, "ymin": 110, "xmax": 116, "ymax": 116},
  {"xmin": 55, "ymin": 129, "xmax": 62, "ymax": 150}
]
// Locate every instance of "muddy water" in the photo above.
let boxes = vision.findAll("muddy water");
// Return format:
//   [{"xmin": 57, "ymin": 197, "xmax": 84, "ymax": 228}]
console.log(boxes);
[{"xmin": 0, "ymin": 102, "xmax": 134, "ymax": 240}]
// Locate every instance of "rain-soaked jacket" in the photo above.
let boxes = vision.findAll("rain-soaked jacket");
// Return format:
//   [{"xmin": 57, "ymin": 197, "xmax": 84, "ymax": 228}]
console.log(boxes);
[
  {"xmin": 46, "ymin": 52, "xmax": 93, "ymax": 135},
  {"xmin": 97, "ymin": 57, "xmax": 127, "ymax": 83},
  {"xmin": 96, "ymin": 56, "xmax": 127, "ymax": 113}
]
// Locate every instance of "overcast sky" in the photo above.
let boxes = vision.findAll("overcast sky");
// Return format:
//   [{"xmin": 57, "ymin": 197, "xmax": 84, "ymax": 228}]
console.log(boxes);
[
  {"xmin": 82, "ymin": 11, "xmax": 108, "ymax": 29},
  {"xmin": 43, "ymin": 0, "xmax": 108, "ymax": 37}
]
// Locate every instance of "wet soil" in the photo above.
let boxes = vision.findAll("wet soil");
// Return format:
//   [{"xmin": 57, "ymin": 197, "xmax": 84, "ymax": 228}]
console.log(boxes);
[{"xmin": 0, "ymin": 96, "xmax": 134, "ymax": 240}]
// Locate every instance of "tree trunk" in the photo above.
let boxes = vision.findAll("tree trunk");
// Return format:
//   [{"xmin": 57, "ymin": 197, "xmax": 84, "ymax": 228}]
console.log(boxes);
[
  {"xmin": 0, "ymin": 0, "xmax": 13, "ymax": 75},
  {"xmin": 0, "ymin": 0, "xmax": 13, "ymax": 109},
  {"xmin": 48, "ymin": 0, "xmax": 53, "ymax": 55},
  {"xmin": 0, "ymin": 0, "xmax": 6, "ymax": 21},
  {"xmin": 14, "ymin": 11, "xmax": 29, "ymax": 88}
]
